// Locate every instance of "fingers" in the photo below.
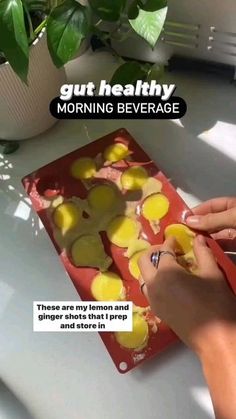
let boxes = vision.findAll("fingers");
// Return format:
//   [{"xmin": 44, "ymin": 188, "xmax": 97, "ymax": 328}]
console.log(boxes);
[
  {"xmin": 138, "ymin": 237, "xmax": 181, "ymax": 288},
  {"xmin": 156, "ymin": 236, "xmax": 178, "ymax": 267},
  {"xmin": 211, "ymin": 229, "xmax": 236, "ymax": 252},
  {"xmin": 186, "ymin": 207, "xmax": 236, "ymax": 233},
  {"xmin": 190, "ymin": 197, "xmax": 236, "ymax": 216},
  {"xmin": 139, "ymin": 237, "xmax": 177, "ymax": 274},
  {"xmin": 193, "ymin": 235, "xmax": 222, "ymax": 279},
  {"xmin": 211, "ymin": 229, "xmax": 236, "ymax": 241}
]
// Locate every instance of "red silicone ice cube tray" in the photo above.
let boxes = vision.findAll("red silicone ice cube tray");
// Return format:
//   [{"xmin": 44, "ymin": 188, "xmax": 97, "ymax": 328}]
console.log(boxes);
[{"xmin": 22, "ymin": 128, "xmax": 236, "ymax": 373}]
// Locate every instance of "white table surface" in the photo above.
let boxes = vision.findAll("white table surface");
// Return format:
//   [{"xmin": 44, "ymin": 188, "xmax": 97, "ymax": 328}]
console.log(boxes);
[{"xmin": 0, "ymin": 49, "xmax": 235, "ymax": 419}]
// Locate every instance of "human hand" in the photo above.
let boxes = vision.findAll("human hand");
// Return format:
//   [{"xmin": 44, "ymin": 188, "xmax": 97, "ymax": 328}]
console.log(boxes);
[
  {"xmin": 185, "ymin": 197, "xmax": 236, "ymax": 251},
  {"xmin": 138, "ymin": 235, "xmax": 236, "ymax": 356}
]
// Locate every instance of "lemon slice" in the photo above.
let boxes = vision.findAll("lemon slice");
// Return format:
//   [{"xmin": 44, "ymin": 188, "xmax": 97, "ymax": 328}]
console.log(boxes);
[
  {"xmin": 53, "ymin": 202, "xmax": 81, "ymax": 232},
  {"xmin": 91, "ymin": 271, "xmax": 124, "ymax": 301},
  {"xmin": 115, "ymin": 312, "xmax": 149, "ymax": 350},
  {"xmin": 128, "ymin": 251, "xmax": 145, "ymax": 280},
  {"xmin": 142, "ymin": 193, "xmax": 169, "ymax": 221},
  {"xmin": 104, "ymin": 143, "xmax": 129, "ymax": 163},
  {"xmin": 125, "ymin": 239, "xmax": 150, "ymax": 258},
  {"xmin": 164, "ymin": 223, "xmax": 196, "ymax": 254},
  {"xmin": 88, "ymin": 184, "xmax": 117, "ymax": 212},
  {"xmin": 71, "ymin": 234, "xmax": 112, "ymax": 270},
  {"xmin": 107, "ymin": 215, "xmax": 140, "ymax": 248},
  {"xmin": 121, "ymin": 166, "xmax": 148, "ymax": 190},
  {"xmin": 70, "ymin": 157, "xmax": 96, "ymax": 179}
]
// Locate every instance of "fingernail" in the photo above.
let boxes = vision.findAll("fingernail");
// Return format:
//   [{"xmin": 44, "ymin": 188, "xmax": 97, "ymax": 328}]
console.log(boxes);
[
  {"xmin": 186, "ymin": 215, "xmax": 201, "ymax": 225},
  {"xmin": 197, "ymin": 234, "xmax": 205, "ymax": 245}
]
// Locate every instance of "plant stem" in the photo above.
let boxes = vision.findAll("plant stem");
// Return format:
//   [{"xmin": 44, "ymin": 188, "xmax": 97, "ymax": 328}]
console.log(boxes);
[
  {"xmin": 34, "ymin": 18, "xmax": 47, "ymax": 37},
  {"xmin": 94, "ymin": 19, "xmax": 102, "ymax": 27}
]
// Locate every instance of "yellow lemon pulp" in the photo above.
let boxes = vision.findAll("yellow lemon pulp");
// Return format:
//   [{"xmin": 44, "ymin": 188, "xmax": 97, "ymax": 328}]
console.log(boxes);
[
  {"xmin": 91, "ymin": 271, "xmax": 124, "ymax": 301},
  {"xmin": 115, "ymin": 312, "xmax": 149, "ymax": 350},
  {"xmin": 88, "ymin": 184, "xmax": 117, "ymax": 212},
  {"xmin": 164, "ymin": 223, "xmax": 196, "ymax": 254},
  {"xmin": 121, "ymin": 166, "xmax": 148, "ymax": 190},
  {"xmin": 53, "ymin": 202, "xmax": 81, "ymax": 232},
  {"xmin": 104, "ymin": 143, "xmax": 129, "ymax": 163},
  {"xmin": 142, "ymin": 193, "xmax": 169, "ymax": 221},
  {"xmin": 128, "ymin": 251, "xmax": 144, "ymax": 280},
  {"xmin": 107, "ymin": 216, "xmax": 140, "ymax": 248},
  {"xmin": 71, "ymin": 234, "xmax": 112, "ymax": 270},
  {"xmin": 70, "ymin": 157, "xmax": 96, "ymax": 179}
]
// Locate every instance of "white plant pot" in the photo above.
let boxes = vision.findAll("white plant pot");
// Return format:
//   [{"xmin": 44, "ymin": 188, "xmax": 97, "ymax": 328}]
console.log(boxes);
[{"xmin": 0, "ymin": 30, "xmax": 66, "ymax": 141}]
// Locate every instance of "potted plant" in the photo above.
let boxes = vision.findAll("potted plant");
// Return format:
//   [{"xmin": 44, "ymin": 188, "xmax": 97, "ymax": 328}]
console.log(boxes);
[
  {"xmin": 0, "ymin": 1, "xmax": 66, "ymax": 143},
  {"xmin": 0, "ymin": 0, "xmax": 167, "ymax": 147}
]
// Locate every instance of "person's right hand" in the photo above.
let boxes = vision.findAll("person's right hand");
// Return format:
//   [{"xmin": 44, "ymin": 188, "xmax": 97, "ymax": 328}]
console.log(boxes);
[
  {"xmin": 139, "ymin": 236, "xmax": 236, "ymax": 419},
  {"xmin": 185, "ymin": 197, "xmax": 236, "ymax": 251},
  {"xmin": 138, "ymin": 235, "xmax": 236, "ymax": 356}
]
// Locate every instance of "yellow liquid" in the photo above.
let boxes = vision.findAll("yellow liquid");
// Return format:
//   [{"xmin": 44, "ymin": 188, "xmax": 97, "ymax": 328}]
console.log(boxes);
[
  {"xmin": 91, "ymin": 271, "xmax": 124, "ymax": 301},
  {"xmin": 115, "ymin": 312, "xmax": 149, "ymax": 350},
  {"xmin": 128, "ymin": 251, "xmax": 144, "ymax": 280},
  {"xmin": 164, "ymin": 223, "xmax": 196, "ymax": 254},
  {"xmin": 71, "ymin": 234, "xmax": 112, "ymax": 271},
  {"xmin": 142, "ymin": 193, "xmax": 169, "ymax": 221},
  {"xmin": 53, "ymin": 202, "xmax": 81, "ymax": 232},
  {"xmin": 104, "ymin": 143, "xmax": 129, "ymax": 163},
  {"xmin": 107, "ymin": 215, "xmax": 140, "ymax": 248},
  {"xmin": 121, "ymin": 166, "xmax": 148, "ymax": 190},
  {"xmin": 70, "ymin": 157, "xmax": 96, "ymax": 179},
  {"xmin": 88, "ymin": 184, "xmax": 117, "ymax": 212}
]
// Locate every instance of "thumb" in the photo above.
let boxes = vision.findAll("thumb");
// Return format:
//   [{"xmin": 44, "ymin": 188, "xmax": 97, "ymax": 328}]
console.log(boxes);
[
  {"xmin": 186, "ymin": 208, "xmax": 236, "ymax": 233},
  {"xmin": 193, "ymin": 235, "xmax": 223, "ymax": 279}
]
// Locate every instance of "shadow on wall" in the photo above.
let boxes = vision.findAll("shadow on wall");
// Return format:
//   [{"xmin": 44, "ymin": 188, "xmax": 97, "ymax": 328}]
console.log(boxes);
[
  {"xmin": 135, "ymin": 117, "xmax": 236, "ymax": 201},
  {"xmin": 66, "ymin": 49, "xmax": 236, "ymax": 138},
  {"xmin": 165, "ymin": 70, "xmax": 236, "ymax": 137},
  {"xmin": 0, "ymin": 380, "xmax": 34, "ymax": 419}
]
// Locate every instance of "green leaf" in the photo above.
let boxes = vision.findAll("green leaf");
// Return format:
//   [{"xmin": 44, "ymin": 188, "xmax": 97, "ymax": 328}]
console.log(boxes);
[
  {"xmin": 0, "ymin": 0, "xmax": 29, "ymax": 82},
  {"xmin": 2, "ymin": 141, "xmax": 20, "ymax": 154},
  {"xmin": 147, "ymin": 63, "xmax": 165, "ymax": 81},
  {"xmin": 22, "ymin": 0, "xmax": 34, "ymax": 41},
  {"xmin": 129, "ymin": 5, "xmax": 167, "ymax": 48},
  {"xmin": 110, "ymin": 61, "xmax": 148, "ymax": 86},
  {"xmin": 47, "ymin": 0, "xmax": 90, "ymax": 68},
  {"xmin": 89, "ymin": 0, "xmax": 126, "ymax": 22}
]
